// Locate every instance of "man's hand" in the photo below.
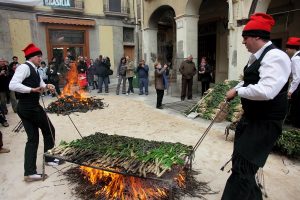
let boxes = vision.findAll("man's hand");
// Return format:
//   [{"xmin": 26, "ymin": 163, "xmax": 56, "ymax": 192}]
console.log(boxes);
[
  {"xmin": 288, "ymin": 92, "xmax": 292, "ymax": 99},
  {"xmin": 226, "ymin": 88, "xmax": 237, "ymax": 101},
  {"xmin": 31, "ymin": 87, "xmax": 43, "ymax": 93},
  {"xmin": 46, "ymin": 84, "xmax": 56, "ymax": 93}
]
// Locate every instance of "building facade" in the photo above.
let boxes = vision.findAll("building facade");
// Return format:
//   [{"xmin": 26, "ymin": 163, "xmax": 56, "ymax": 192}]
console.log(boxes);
[
  {"xmin": 141, "ymin": 0, "xmax": 300, "ymax": 88},
  {"xmin": 1, "ymin": 0, "xmax": 299, "ymax": 94},
  {"xmin": 0, "ymin": 0, "xmax": 139, "ymax": 72}
]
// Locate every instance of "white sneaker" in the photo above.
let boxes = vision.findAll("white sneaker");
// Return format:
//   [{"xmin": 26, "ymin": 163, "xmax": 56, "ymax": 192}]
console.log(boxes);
[
  {"xmin": 46, "ymin": 161, "xmax": 59, "ymax": 166},
  {"xmin": 126, "ymin": 93, "xmax": 129, "ymax": 96},
  {"xmin": 24, "ymin": 174, "xmax": 48, "ymax": 182},
  {"xmin": 130, "ymin": 93, "xmax": 134, "ymax": 95}
]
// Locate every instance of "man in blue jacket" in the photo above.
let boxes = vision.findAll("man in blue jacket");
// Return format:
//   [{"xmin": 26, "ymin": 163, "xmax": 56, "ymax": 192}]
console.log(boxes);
[{"xmin": 136, "ymin": 60, "xmax": 149, "ymax": 95}]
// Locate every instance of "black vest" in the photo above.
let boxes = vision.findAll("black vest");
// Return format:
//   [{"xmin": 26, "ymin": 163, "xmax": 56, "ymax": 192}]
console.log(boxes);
[
  {"xmin": 241, "ymin": 45, "xmax": 289, "ymax": 120},
  {"xmin": 17, "ymin": 62, "xmax": 40, "ymax": 105}
]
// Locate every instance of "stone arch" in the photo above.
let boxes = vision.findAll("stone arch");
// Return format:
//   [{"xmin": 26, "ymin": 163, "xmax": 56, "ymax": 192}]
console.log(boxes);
[
  {"xmin": 147, "ymin": 5, "xmax": 176, "ymax": 65},
  {"xmin": 185, "ymin": 0, "xmax": 203, "ymax": 16},
  {"xmin": 148, "ymin": 5, "xmax": 176, "ymax": 29}
]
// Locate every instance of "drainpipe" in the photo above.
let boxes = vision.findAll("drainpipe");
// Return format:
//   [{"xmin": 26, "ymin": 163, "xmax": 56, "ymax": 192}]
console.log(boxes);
[
  {"xmin": 141, "ymin": 0, "xmax": 144, "ymax": 60},
  {"xmin": 133, "ymin": 0, "xmax": 139, "ymax": 63}
]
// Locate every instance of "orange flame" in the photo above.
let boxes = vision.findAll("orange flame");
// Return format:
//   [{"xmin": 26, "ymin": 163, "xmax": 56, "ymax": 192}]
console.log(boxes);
[
  {"xmin": 60, "ymin": 62, "xmax": 87, "ymax": 99},
  {"xmin": 80, "ymin": 166, "xmax": 169, "ymax": 200}
]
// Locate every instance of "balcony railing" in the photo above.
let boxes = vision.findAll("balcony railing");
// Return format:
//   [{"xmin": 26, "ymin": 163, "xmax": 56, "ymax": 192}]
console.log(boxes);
[{"xmin": 103, "ymin": 0, "xmax": 129, "ymax": 17}]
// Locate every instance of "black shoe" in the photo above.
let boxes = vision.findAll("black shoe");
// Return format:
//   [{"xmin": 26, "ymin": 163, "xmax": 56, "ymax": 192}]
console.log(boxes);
[
  {"xmin": 139, "ymin": 93, "xmax": 144, "ymax": 95},
  {"xmin": 156, "ymin": 106, "xmax": 163, "ymax": 109},
  {"xmin": 181, "ymin": 98, "xmax": 185, "ymax": 101},
  {"xmin": 1, "ymin": 121, "xmax": 9, "ymax": 127},
  {"xmin": 98, "ymin": 91, "xmax": 102, "ymax": 93}
]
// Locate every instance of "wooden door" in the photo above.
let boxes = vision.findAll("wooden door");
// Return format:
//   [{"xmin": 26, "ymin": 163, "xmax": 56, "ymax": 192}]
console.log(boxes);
[{"xmin": 123, "ymin": 46, "xmax": 134, "ymax": 60}]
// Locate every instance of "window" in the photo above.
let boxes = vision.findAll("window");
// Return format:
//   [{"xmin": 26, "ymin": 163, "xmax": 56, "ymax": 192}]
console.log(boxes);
[
  {"xmin": 103, "ymin": 0, "xmax": 129, "ymax": 16},
  {"xmin": 49, "ymin": 30, "xmax": 84, "ymax": 44},
  {"xmin": 123, "ymin": 27, "xmax": 134, "ymax": 43},
  {"xmin": 108, "ymin": 0, "xmax": 121, "ymax": 12}
]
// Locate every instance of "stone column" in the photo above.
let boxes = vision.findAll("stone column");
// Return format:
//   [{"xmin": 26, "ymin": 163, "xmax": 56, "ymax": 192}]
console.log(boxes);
[
  {"xmin": 171, "ymin": 15, "xmax": 199, "ymax": 96},
  {"xmin": 142, "ymin": 28, "xmax": 158, "ymax": 69},
  {"xmin": 175, "ymin": 15, "xmax": 199, "ymax": 65}
]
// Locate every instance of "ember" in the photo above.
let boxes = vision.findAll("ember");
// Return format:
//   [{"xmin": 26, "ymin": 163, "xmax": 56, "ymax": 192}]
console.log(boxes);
[
  {"xmin": 80, "ymin": 166, "xmax": 168, "ymax": 199},
  {"xmin": 49, "ymin": 133, "xmax": 213, "ymax": 199},
  {"xmin": 46, "ymin": 62, "xmax": 105, "ymax": 115},
  {"xmin": 64, "ymin": 166, "xmax": 213, "ymax": 200},
  {"xmin": 46, "ymin": 96, "xmax": 105, "ymax": 115}
]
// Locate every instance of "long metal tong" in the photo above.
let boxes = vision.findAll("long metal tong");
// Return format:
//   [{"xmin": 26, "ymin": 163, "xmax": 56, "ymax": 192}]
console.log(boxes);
[{"xmin": 186, "ymin": 99, "xmax": 229, "ymax": 166}]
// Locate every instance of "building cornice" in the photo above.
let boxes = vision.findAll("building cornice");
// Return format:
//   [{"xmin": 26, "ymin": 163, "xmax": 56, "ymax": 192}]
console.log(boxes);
[{"xmin": 174, "ymin": 14, "xmax": 199, "ymax": 20}]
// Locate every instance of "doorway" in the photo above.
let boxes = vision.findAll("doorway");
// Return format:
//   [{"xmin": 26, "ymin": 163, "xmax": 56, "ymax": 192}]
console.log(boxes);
[
  {"xmin": 124, "ymin": 46, "xmax": 134, "ymax": 60},
  {"xmin": 51, "ymin": 46, "xmax": 84, "ymax": 64},
  {"xmin": 198, "ymin": 22, "xmax": 217, "ymax": 83}
]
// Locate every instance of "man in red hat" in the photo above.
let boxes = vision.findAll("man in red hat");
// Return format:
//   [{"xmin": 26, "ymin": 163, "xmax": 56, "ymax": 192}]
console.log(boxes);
[
  {"xmin": 9, "ymin": 43, "xmax": 62, "ymax": 182},
  {"xmin": 286, "ymin": 37, "xmax": 300, "ymax": 128},
  {"xmin": 224, "ymin": 13, "xmax": 291, "ymax": 199}
]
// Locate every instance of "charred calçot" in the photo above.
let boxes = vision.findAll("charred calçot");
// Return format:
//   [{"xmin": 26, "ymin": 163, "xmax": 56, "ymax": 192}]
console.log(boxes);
[{"xmin": 46, "ymin": 96, "xmax": 105, "ymax": 115}]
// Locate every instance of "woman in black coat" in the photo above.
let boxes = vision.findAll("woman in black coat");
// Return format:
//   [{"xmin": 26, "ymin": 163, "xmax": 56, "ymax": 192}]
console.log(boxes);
[
  {"xmin": 198, "ymin": 57, "xmax": 212, "ymax": 96},
  {"xmin": 47, "ymin": 57, "xmax": 61, "ymax": 96}
]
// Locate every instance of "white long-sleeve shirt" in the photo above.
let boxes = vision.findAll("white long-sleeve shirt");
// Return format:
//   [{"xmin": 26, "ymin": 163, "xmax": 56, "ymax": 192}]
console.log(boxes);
[
  {"xmin": 9, "ymin": 61, "xmax": 46, "ymax": 93},
  {"xmin": 235, "ymin": 41, "xmax": 291, "ymax": 100},
  {"xmin": 288, "ymin": 51, "xmax": 300, "ymax": 94}
]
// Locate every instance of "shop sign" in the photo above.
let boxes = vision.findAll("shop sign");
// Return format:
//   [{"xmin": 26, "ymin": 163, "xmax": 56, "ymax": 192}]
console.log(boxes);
[{"xmin": 43, "ymin": 0, "xmax": 73, "ymax": 7}]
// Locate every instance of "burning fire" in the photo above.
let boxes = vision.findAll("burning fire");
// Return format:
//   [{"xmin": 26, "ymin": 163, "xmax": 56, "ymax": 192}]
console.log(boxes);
[
  {"xmin": 60, "ymin": 62, "xmax": 87, "ymax": 99},
  {"xmin": 79, "ymin": 166, "xmax": 176, "ymax": 200}
]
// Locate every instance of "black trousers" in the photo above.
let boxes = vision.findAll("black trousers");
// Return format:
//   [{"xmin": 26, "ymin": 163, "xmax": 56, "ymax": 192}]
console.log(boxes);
[
  {"xmin": 221, "ymin": 154, "xmax": 262, "ymax": 200},
  {"xmin": 17, "ymin": 103, "xmax": 55, "ymax": 176},
  {"xmin": 127, "ymin": 77, "xmax": 134, "ymax": 93},
  {"xmin": 291, "ymin": 88, "xmax": 300, "ymax": 128},
  {"xmin": 156, "ymin": 89, "xmax": 164, "ymax": 108},
  {"xmin": 0, "ymin": 131, "xmax": 3, "ymax": 148},
  {"xmin": 201, "ymin": 81, "xmax": 210, "ymax": 96},
  {"xmin": 181, "ymin": 78, "xmax": 193, "ymax": 100}
]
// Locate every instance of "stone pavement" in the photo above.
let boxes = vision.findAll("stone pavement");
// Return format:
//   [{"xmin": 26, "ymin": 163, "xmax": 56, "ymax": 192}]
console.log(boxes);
[
  {"xmin": 85, "ymin": 78, "xmax": 230, "ymax": 134},
  {"xmin": 88, "ymin": 78, "xmax": 201, "ymax": 113}
]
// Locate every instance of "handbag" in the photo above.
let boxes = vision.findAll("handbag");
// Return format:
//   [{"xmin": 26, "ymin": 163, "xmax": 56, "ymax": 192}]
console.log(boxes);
[{"xmin": 108, "ymin": 69, "xmax": 113, "ymax": 75}]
